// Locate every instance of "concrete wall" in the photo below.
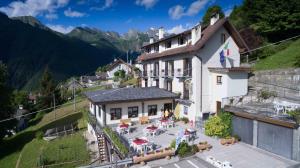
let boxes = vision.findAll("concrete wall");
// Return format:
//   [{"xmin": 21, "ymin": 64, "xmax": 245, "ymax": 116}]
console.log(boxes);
[
  {"xmin": 249, "ymin": 68, "xmax": 300, "ymax": 90},
  {"xmin": 249, "ymin": 68, "xmax": 300, "ymax": 101}
]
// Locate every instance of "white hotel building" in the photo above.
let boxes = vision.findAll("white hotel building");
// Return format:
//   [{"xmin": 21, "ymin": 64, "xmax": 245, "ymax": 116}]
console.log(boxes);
[{"xmin": 137, "ymin": 14, "xmax": 250, "ymax": 122}]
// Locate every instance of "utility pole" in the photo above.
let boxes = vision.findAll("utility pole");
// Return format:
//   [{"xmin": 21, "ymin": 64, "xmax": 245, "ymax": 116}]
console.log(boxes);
[
  {"xmin": 53, "ymin": 93, "xmax": 56, "ymax": 120},
  {"xmin": 126, "ymin": 50, "xmax": 128, "ymax": 64},
  {"xmin": 73, "ymin": 78, "xmax": 76, "ymax": 112}
]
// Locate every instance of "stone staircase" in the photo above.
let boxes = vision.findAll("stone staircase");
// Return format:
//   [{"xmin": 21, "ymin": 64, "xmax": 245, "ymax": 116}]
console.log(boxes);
[{"xmin": 97, "ymin": 133, "xmax": 108, "ymax": 163}]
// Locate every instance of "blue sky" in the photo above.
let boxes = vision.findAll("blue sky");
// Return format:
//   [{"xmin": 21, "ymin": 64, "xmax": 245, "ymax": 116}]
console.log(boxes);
[{"xmin": 0, "ymin": 0, "xmax": 242, "ymax": 34}]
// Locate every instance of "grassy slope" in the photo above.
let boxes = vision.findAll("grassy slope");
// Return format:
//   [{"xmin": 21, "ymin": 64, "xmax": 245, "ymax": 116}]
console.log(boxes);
[
  {"xmin": 254, "ymin": 39, "xmax": 300, "ymax": 70},
  {"xmin": 19, "ymin": 131, "xmax": 89, "ymax": 168},
  {"xmin": 0, "ymin": 98, "xmax": 89, "ymax": 168}
]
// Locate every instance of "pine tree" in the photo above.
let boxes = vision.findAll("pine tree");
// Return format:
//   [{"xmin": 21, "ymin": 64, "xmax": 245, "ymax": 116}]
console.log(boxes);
[{"xmin": 38, "ymin": 67, "xmax": 55, "ymax": 109}]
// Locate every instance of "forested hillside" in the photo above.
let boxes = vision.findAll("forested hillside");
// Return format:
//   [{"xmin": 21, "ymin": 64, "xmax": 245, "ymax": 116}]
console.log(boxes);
[{"xmin": 0, "ymin": 12, "xmax": 122, "ymax": 90}]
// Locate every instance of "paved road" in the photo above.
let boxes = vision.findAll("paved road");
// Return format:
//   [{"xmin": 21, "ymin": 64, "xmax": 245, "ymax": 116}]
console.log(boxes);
[{"xmin": 154, "ymin": 156, "xmax": 214, "ymax": 168}]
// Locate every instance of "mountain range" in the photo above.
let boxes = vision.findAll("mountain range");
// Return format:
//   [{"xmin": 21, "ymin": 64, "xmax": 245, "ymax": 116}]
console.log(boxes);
[{"xmin": 0, "ymin": 12, "xmax": 151, "ymax": 90}]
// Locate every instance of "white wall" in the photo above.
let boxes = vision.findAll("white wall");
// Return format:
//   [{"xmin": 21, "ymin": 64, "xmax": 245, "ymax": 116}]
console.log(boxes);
[
  {"xmin": 209, "ymin": 71, "xmax": 248, "ymax": 112},
  {"xmin": 227, "ymin": 72, "xmax": 248, "ymax": 97},
  {"xmin": 196, "ymin": 26, "xmax": 241, "ymax": 113},
  {"xmin": 102, "ymin": 99, "xmax": 172, "ymax": 125},
  {"xmin": 140, "ymin": 25, "xmax": 246, "ymax": 119},
  {"xmin": 107, "ymin": 63, "xmax": 131, "ymax": 78}
]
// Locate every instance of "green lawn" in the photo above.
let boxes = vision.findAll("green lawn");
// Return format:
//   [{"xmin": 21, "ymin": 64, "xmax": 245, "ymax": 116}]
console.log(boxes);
[
  {"xmin": 19, "ymin": 131, "xmax": 89, "ymax": 168},
  {"xmin": 0, "ymin": 99, "xmax": 90, "ymax": 168},
  {"xmin": 254, "ymin": 39, "xmax": 300, "ymax": 70}
]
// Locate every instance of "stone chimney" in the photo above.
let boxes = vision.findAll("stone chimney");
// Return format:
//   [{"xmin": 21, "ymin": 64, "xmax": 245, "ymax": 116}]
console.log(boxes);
[
  {"xmin": 149, "ymin": 37, "xmax": 154, "ymax": 44},
  {"xmin": 210, "ymin": 13, "xmax": 219, "ymax": 25},
  {"xmin": 191, "ymin": 22, "xmax": 201, "ymax": 45},
  {"xmin": 158, "ymin": 27, "xmax": 165, "ymax": 40}
]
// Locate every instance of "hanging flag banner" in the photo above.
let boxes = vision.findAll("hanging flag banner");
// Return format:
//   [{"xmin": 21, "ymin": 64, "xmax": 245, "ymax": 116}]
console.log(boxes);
[
  {"xmin": 219, "ymin": 50, "xmax": 225, "ymax": 64},
  {"xmin": 220, "ymin": 42, "xmax": 230, "ymax": 64},
  {"xmin": 224, "ymin": 42, "xmax": 230, "ymax": 56}
]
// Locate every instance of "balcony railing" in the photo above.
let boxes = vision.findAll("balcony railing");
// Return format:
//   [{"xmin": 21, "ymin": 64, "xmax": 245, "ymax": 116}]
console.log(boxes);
[
  {"xmin": 150, "ymin": 70, "xmax": 159, "ymax": 78},
  {"xmin": 162, "ymin": 69, "xmax": 174, "ymax": 78},
  {"xmin": 142, "ymin": 71, "xmax": 148, "ymax": 78},
  {"xmin": 176, "ymin": 68, "xmax": 192, "ymax": 79}
]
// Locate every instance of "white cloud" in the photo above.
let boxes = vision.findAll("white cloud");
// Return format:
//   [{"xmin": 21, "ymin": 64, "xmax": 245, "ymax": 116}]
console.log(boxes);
[
  {"xmin": 168, "ymin": 0, "xmax": 209, "ymax": 20},
  {"xmin": 46, "ymin": 24, "xmax": 74, "ymax": 34},
  {"xmin": 135, "ymin": 0, "xmax": 159, "ymax": 9},
  {"xmin": 91, "ymin": 0, "xmax": 114, "ymax": 11},
  {"xmin": 224, "ymin": 8, "xmax": 233, "ymax": 17},
  {"xmin": 45, "ymin": 13, "xmax": 58, "ymax": 20},
  {"xmin": 167, "ymin": 25, "xmax": 186, "ymax": 34},
  {"xmin": 64, "ymin": 8, "xmax": 86, "ymax": 17},
  {"xmin": 0, "ymin": 0, "xmax": 69, "ymax": 17},
  {"xmin": 168, "ymin": 5, "xmax": 185, "ymax": 20}
]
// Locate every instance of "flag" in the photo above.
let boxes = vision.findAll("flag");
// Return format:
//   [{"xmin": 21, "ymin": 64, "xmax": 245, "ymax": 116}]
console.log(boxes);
[
  {"xmin": 220, "ymin": 50, "xmax": 225, "ymax": 64},
  {"xmin": 224, "ymin": 42, "xmax": 230, "ymax": 56}
]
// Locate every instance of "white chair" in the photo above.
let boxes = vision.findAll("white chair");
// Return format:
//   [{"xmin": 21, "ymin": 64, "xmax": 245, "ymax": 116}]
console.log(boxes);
[{"xmin": 274, "ymin": 104, "xmax": 284, "ymax": 114}]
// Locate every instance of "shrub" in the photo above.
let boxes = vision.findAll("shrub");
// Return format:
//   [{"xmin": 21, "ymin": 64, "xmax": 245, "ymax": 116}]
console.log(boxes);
[
  {"xmin": 191, "ymin": 144, "xmax": 199, "ymax": 154},
  {"xmin": 233, "ymin": 134, "xmax": 241, "ymax": 141},
  {"xmin": 204, "ymin": 112, "xmax": 232, "ymax": 138},
  {"xmin": 177, "ymin": 142, "xmax": 192, "ymax": 158},
  {"xmin": 35, "ymin": 131, "xmax": 44, "ymax": 140},
  {"xmin": 103, "ymin": 127, "xmax": 129, "ymax": 156},
  {"xmin": 181, "ymin": 117, "xmax": 189, "ymax": 124},
  {"xmin": 133, "ymin": 67, "xmax": 140, "ymax": 72},
  {"xmin": 288, "ymin": 109, "xmax": 300, "ymax": 123},
  {"xmin": 258, "ymin": 89, "xmax": 276, "ymax": 100},
  {"xmin": 170, "ymin": 139, "xmax": 176, "ymax": 149}
]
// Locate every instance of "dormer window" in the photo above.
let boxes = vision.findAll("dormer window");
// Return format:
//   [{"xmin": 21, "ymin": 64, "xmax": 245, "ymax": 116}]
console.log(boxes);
[
  {"xmin": 146, "ymin": 47, "xmax": 151, "ymax": 53},
  {"xmin": 178, "ymin": 36, "xmax": 186, "ymax": 45},
  {"xmin": 165, "ymin": 40, "xmax": 171, "ymax": 49},
  {"xmin": 154, "ymin": 44, "xmax": 159, "ymax": 52}
]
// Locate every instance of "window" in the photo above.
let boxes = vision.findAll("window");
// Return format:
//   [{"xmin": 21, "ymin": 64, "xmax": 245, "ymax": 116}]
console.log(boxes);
[
  {"xmin": 148, "ymin": 105, "xmax": 157, "ymax": 116},
  {"xmin": 165, "ymin": 40, "xmax": 171, "ymax": 49},
  {"xmin": 144, "ymin": 79, "xmax": 148, "ymax": 87},
  {"xmin": 183, "ymin": 58, "xmax": 192, "ymax": 77},
  {"xmin": 166, "ymin": 80, "xmax": 172, "ymax": 91},
  {"xmin": 154, "ymin": 62, "xmax": 159, "ymax": 76},
  {"xmin": 98, "ymin": 105, "xmax": 101, "ymax": 117},
  {"xmin": 154, "ymin": 44, "xmax": 159, "ymax": 52},
  {"xmin": 128, "ymin": 106, "xmax": 138, "ymax": 118},
  {"xmin": 221, "ymin": 33, "xmax": 226, "ymax": 44},
  {"xmin": 155, "ymin": 79, "xmax": 159, "ymax": 87},
  {"xmin": 143, "ymin": 64, "xmax": 147, "ymax": 76},
  {"xmin": 146, "ymin": 47, "xmax": 151, "ymax": 53},
  {"xmin": 178, "ymin": 36, "xmax": 186, "ymax": 45},
  {"xmin": 217, "ymin": 76, "xmax": 222, "ymax": 85},
  {"xmin": 110, "ymin": 108, "xmax": 122, "ymax": 120}
]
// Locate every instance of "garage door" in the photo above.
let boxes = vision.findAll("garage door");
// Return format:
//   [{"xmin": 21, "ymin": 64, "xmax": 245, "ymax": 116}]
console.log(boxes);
[
  {"xmin": 232, "ymin": 116, "xmax": 253, "ymax": 145},
  {"xmin": 257, "ymin": 121, "xmax": 293, "ymax": 159}
]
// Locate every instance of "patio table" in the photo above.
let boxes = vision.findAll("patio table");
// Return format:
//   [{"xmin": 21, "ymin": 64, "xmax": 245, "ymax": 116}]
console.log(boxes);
[
  {"xmin": 145, "ymin": 125, "xmax": 160, "ymax": 136},
  {"xmin": 146, "ymin": 125, "xmax": 158, "ymax": 131},
  {"xmin": 117, "ymin": 123, "xmax": 130, "ymax": 134},
  {"xmin": 119, "ymin": 123, "xmax": 129, "ymax": 128},
  {"xmin": 133, "ymin": 138, "xmax": 148, "ymax": 145}
]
